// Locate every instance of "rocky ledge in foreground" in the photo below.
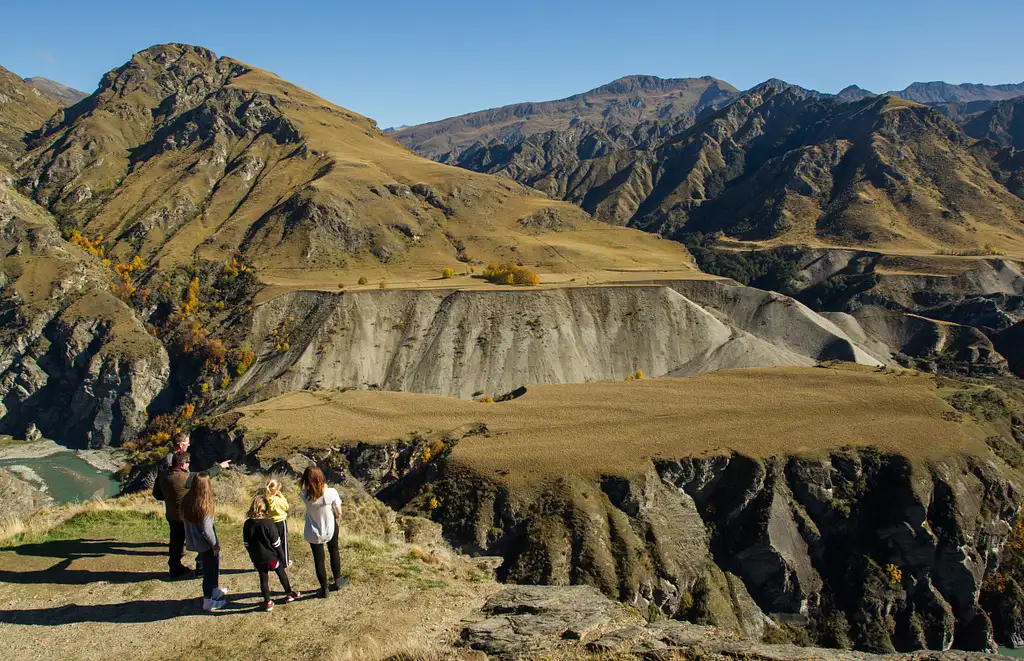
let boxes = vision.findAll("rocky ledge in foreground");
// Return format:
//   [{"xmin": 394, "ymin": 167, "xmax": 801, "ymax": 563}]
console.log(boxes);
[{"xmin": 460, "ymin": 585, "xmax": 1011, "ymax": 660}]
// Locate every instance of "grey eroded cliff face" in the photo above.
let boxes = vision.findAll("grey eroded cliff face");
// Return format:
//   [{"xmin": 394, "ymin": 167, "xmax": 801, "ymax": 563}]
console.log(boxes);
[
  {"xmin": 0, "ymin": 174, "xmax": 168, "ymax": 448},
  {"xmin": 225, "ymin": 279, "xmax": 944, "ymax": 404},
  {"xmin": 779, "ymin": 250, "xmax": 1024, "ymax": 376}
]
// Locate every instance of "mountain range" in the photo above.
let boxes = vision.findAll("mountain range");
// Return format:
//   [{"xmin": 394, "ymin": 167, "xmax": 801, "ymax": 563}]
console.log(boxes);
[{"xmin": 393, "ymin": 75, "xmax": 1024, "ymax": 254}]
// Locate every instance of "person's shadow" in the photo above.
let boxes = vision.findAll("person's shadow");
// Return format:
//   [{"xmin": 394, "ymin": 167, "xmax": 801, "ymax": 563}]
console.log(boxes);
[
  {"xmin": 0, "ymin": 537, "xmax": 255, "ymax": 623},
  {"xmin": 0, "ymin": 593, "xmax": 267, "ymax": 625}
]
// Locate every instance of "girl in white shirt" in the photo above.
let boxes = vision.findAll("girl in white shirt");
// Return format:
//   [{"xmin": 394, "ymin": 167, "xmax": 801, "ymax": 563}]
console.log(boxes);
[{"xmin": 300, "ymin": 466, "xmax": 349, "ymax": 598}]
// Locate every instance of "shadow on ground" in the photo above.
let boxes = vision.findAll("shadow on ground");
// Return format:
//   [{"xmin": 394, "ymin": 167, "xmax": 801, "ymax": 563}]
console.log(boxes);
[
  {"xmin": 0, "ymin": 537, "xmax": 250, "ymax": 585},
  {"xmin": 0, "ymin": 592, "xmax": 276, "ymax": 625},
  {"xmin": 9, "ymin": 537, "xmax": 166, "ymax": 559}
]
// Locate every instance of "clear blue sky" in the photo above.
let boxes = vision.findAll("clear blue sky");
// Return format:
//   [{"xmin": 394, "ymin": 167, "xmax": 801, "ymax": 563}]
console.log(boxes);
[{"xmin": 2, "ymin": 0, "xmax": 1022, "ymax": 128}]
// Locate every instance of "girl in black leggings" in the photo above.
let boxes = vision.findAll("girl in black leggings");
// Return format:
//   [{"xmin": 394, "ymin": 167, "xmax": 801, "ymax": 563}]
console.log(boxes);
[
  {"xmin": 299, "ymin": 466, "xmax": 349, "ymax": 597},
  {"xmin": 242, "ymin": 495, "xmax": 300, "ymax": 611}
]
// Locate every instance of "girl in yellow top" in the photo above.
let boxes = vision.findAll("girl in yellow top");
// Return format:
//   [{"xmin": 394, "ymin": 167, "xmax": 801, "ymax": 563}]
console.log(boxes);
[{"xmin": 265, "ymin": 480, "xmax": 292, "ymax": 567}]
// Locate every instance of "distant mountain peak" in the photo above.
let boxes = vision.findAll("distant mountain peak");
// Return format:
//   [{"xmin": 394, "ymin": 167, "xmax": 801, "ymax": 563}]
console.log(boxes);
[
  {"xmin": 890, "ymin": 80, "xmax": 1024, "ymax": 104},
  {"xmin": 22, "ymin": 77, "xmax": 88, "ymax": 107},
  {"xmin": 583, "ymin": 74, "xmax": 731, "ymax": 97},
  {"xmin": 837, "ymin": 85, "xmax": 876, "ymax": 102}
]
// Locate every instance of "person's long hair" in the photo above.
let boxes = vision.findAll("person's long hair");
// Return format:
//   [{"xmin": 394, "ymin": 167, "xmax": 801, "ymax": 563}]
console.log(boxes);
[
  {"xmin": 300, "ymin": 466, "xmax": 325, "ymax": 501},
  {"xmin": 247, "ymin": 494, "xmax": 268, "ymax": 519},
  {"xmin": 182, "ymin": 473, "xmax": 215, "ymax": 523}
]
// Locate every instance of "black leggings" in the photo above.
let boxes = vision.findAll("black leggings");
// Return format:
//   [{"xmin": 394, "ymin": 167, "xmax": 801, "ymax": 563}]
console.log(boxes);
[
  {"xmin": 258, "ymin": 563, "xmax": 292, "ymax": 603},
  {"xmin": 309, "ymin": 525, "xmax": 340, "ymax": 592}
]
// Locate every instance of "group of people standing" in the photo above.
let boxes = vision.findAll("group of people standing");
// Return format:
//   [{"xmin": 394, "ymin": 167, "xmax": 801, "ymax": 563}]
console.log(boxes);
[{"xmin": 154, "ymin": 433, "xmax": 349, "ymax": 612}]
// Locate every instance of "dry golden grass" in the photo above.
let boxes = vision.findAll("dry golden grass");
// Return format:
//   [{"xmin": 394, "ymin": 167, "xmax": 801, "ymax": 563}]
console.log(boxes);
[
  {"xmin": 29, "ymin": 48, "xmax": 696, "ymax": 288},
  {"xmin": 234, "ymin": 365, "xmax": 986, "ymax": 489}
]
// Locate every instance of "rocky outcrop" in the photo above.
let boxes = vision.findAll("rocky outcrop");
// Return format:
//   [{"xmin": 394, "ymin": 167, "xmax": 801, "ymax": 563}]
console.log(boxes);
[
  {"xmin": 460, "ymin": 585, "xmax": 1009, "ymax": 660},
  {"xmin": 0, "ymin": 172, "xmax": 168, "ymax": 448}
]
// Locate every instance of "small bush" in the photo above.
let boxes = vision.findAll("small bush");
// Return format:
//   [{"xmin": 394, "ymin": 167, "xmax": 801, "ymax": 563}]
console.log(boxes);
[
  {"xmin": 441, "ymin": 267, "xmax": 454, "ymax": 279},
  {"xmin": 635, "ymin": 369, "xmax": 644, "ymax": 380},
  {"xmin": 482, "ymin": 263, "xmax": 540, "ymax": 286},
  {"xmin": 379, "ymin": 279, "xmax": 388, "ymax": 289},
  {"xmin": 358, "ymin": 276, "xmax": 369, "ymax": 285}
]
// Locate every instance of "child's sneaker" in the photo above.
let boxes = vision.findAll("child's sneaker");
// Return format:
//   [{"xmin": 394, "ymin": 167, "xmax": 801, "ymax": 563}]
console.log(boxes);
[
  {"xmin": 283, "ymin": 591, "xmax": 300, "ymax": 603},
  {"xmin": 212, "ymin": 587, "xmax": 229, "ymax": 600},
  {"xmin": 262, "ymin": 600, "xmax": 274, "ymax": 612},
  {"xmin": 202, "ymin": 598, "xmax": 226, "ymax": 612},
  {"xmin": 329, "ymin": 576, "xmax": 350, "ymax": 591}
]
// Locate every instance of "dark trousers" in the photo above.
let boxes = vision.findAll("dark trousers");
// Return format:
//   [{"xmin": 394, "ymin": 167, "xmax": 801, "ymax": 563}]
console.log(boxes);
[
  {"xmin": 258, "ymin": 563, "xmax": 293, "ymax": 603},
  {"xmin": 199, "ymin": 549, "xmax": 219, "ymax": 599},
  {"xmin": 274, "ymin": 520, "xmax": 289, "ymax": 564},
  {"xmin": 309, "ymin": 525, "xmax": 340, "ymax": 592},
  {"xmin": 168, "ymin": 520, "xmax": 186, "ymax": 571}
]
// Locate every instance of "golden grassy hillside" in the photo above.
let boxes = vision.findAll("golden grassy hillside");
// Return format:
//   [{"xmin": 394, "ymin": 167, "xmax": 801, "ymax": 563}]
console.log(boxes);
[
  {"xmin": 0, "ymin": 65, "xmax": 59, "ymax": 164},
  {"xmin": 233, "ymin": 365, "xmax": 986, "ymax": 487},
  {"xmin": 19, "ymin": 45, "xmax": 695, "ymax": 288}
]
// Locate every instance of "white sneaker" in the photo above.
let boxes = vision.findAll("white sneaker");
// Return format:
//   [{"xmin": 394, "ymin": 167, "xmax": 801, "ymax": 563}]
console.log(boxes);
[
  {"xmin": 202, "ymin": 598, "xmax": 226, "ymax": 612},
  {"xmin": 212, "ymin": 587, "xmax": 229, "ymax": 600}
]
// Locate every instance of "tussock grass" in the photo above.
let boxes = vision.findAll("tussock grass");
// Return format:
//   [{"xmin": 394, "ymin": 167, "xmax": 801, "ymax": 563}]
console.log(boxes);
[{"xmin": 236, "ymin": 365, "xmax": 987, "ymax": 489}]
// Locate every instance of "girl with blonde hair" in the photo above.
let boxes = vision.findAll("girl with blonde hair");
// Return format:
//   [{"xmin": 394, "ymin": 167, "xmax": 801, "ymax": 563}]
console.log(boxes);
[
  {"xmin": 265, "ymin": 479, "xmax": 291, "ymax": 567},
  {"xmin": 243, "ymin": 494, "xmax": 299, "ymax": 611}
]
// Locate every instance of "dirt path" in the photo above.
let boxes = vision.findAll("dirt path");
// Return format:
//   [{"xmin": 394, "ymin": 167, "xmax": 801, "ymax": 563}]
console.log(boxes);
[{"xmin": 0, "ymin": 510, "xmax": 496, "ymax": 660}]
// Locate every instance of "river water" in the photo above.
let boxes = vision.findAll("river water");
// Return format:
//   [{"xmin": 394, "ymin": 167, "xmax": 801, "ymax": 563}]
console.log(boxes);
[
  {"xmin": 1000, "ymin": 648, "xmax": 1024, "ymax": 658},
  {"xmin": 0, "ymin": 451, "xmax": 120, "ymax": 504}
]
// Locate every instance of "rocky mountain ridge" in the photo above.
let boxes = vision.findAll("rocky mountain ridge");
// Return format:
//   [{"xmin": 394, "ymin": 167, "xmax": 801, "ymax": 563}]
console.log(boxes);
[{"xmin": 440, "ymin": 82, "xmax": 1024, "ymax": 253}]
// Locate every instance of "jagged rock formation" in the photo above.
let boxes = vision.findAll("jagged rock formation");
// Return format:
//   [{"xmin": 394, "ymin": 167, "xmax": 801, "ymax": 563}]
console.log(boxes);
[
  {"xmin": 0, "ymin": 66, "xmax": 59, "ymax": 165},
  {"xmin": 0, "ymin": 171, "xmax": 168, "ymax": 447},
  {"xmin": 423, "ymin": 448, "xmax": 1022, "ymax": 653},
  {"xmin": 391, "ymin": 75, "xmax": 739, "ymax": 163},
  {"xmin": 964, "ymin": 98, "xmax": 1024, "ymax": 149},
  {"xmin": 21, "ymin": 77, "xmax": 88, "ymax": 107}
]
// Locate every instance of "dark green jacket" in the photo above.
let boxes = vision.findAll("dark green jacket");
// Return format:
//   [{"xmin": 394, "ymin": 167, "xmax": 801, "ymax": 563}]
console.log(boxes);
[{"xmin": 155, "ymin": 464, "xmax": 222, "ymax": 522}]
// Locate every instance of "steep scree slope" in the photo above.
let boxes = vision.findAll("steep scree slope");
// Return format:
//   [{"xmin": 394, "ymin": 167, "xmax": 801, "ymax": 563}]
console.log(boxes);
[{"xmin": 219, "ymin": 279, "xmax": 916, "ymax": 404}]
